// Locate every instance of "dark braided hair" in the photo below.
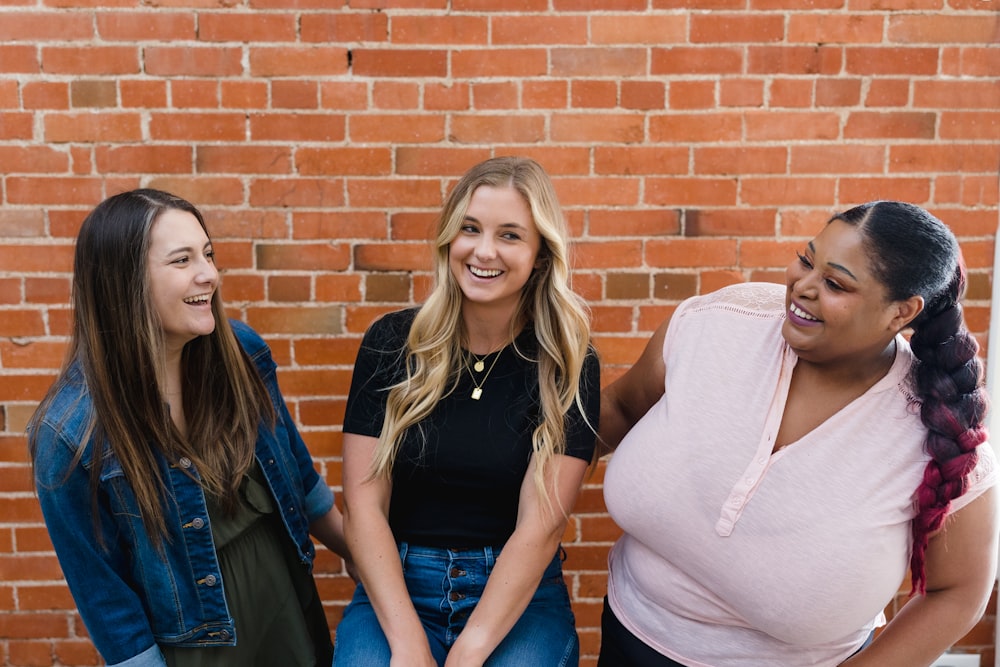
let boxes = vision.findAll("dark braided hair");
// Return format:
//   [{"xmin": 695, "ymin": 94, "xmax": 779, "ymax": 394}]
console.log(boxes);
[{"xmin": 833, "ymin": 201, "xmax": 988, "ymax": 595}]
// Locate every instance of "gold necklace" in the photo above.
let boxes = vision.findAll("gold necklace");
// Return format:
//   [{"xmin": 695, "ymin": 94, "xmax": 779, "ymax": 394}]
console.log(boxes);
[{"xmin": 465, "ymin": 349, "xmax": 503, "ymax": 400}]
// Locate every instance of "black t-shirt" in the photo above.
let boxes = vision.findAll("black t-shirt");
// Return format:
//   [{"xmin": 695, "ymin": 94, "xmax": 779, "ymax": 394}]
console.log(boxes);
[{"xmin": 343, "ymin": 308, "xmax": 600, "ymax": 548}]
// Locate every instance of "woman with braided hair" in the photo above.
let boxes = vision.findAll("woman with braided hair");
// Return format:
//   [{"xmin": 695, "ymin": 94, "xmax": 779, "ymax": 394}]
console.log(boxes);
[{"xmin": 597, "ymin": 200, "xmax": 998, "ymax": 667}]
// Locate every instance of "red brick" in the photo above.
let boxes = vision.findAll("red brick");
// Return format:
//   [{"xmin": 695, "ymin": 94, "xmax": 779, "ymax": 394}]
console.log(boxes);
[
  {"xmin": 522, "ymin": 80, "xmax": 568, "ymax": 109},
  {"xmin": 652, "ymin": 46, "xmax": 743, "ymax": 74},
  {"xmin": 301, "ymin": 12, "xmax": 389, "ymax": 43},
  {"xmin": 121, "ymin": 79, "xmax": 168, "ymax": 108},
  {"xmin": 845, "ymin": 47, "xmax": 939, "ymax": 75},
  {"xmin": 250, "ymin": 178, "xmax": 345, "ymax": 208},
  {"xmin": 839, "ymin": 177, "xmax": 932, "ymax": 205},
  {"xmin": 41, "ymin": 46, "xmax": 138, "ymax": 75},
  {"xmin": 221, "ymin": 80, "xmax": 269, "ymax": 109},
  {"xmin": 170, "ymin": 80, "xmax": 220, "ymax": 109},
  {"xmin": 741, "ymin": 177, "xmax": 837, "ymax": 206},
  {"xmin": 395, "ymin": 147, "xmax": 492, "ymax": 176},
  {"xmin": 551, "ymin": 113, "xmax": 644, "ymax": 143},
  {"xmin": 720, "ymin": 78, "xmax": 765, "ymax": 107},
  {"xmin": 450, "ymin": 114, "xmax": 546, "ymax": 144},
  {"xmin": 143, "ymin": 46, "xmax": 243, "ymax": 77},
  {"xmin": 748, "ymin": 46, "xmax": 842, "ymax": 75},
  {"xmin": 914, "ymin": 80, "xmax": 1000, "ymax": 110},
  {"xmin": 354, "ymin": 243, "xmax": 433, "ymax": 271},
  {"xmin": 351, "ymin": 49, "xmax": 447, "ymax": 77},
  {"xmin": 621, "ymin": 80, "xmax": 665, "ymax": 110},
  {"xmin": 695, "ymin": 146, "xmax": 787, "ymax": 175},
  {"xmin": 145, "ymin": 177, "xmax": 244, "ymax": 206},
  {"xmin": 349, "ymin": 114, "xmax": 444, "ymax": 143},
  {"xmin": 691, "ymin": 13, "xmax": 785, "ymax": 43},
  {"xmin": 591, "ymin": 14, "xmax": 686, "ymax": 44},
  {"xmin": 96, "ymin": 11, "xmax": 194, "ymax": 40},
  {"xmin": 844, "ymin": 112, "xmax": 936, "ymax": 139},
  {"xmin": 198, "ymin": 12, "xmax": 297, "ymax": 42},
  {"xmin": 555, "ymin": 177, "xmax": 640, "ymax": 206},
  {"xmin": 372, "ymin": 81, "xmax": 421, "ymax": 109},
  {"xmin": 21, "ymin": 81, "xmax": 67, "ymax": 110},
  {"xmin": 250, "ymin": 112, "xmax": 345, "ymax": 142},
  {"xmin": 816, "ymin": 78, "xmax": 863, "ymax": 107},
  {"xmin": 790, "ymin": 145, "xmax": 885, "ymax": 174},
  {"xmin": 6, "ymin": 178, "xmax": 103, "ymax": 206},
  {"xmin": 650, "ymin": 113, "xmax": 742, "ymax": 142},
  {"xmin": 250, "ymin": 46, "xmax": 349, "ymax": 77},
  {"xmin": 940, "ymin": 112, "xmax": 1000, "ymax": 140},
  {"xmin": 574, "ymin": 240, "xmax": 644, "ymax": 269},
  {"xmin": 889, "ymin": 14, "xmax": 997, "ymax": 43},
  {"xmin": 788, "ymin": 14, "xmax": 883, "ymax": 44},
  {"xmin": 196, "ymin": 146, "xmax": 291, "ymax": 175},
  {"xmin": 670, "ymin": 80, "xmax": 715, "ymax": 110},
  {"xmin": 246, "ymin": 307, "xmax": 344, "ymax": 336},
  {"xmin": 0, "ymin": 11, "xmax": 93, "ymax": 41},
  {"xmin": 389, "ymin": 15, "xmax": 488, "ymax": 44},
  {"xmin": 452, "ymin": 49, "xmax": 547, "ymax": 78},
  {"xmin": 493, "ymin": 16, "xmax": 587, "ymax": 45},
  {"xmin": 646, "ymin": 177, "xmax": 738, "ymax": 207},
  {"xmin": 686, "ymin": 209, "xmax": 778, "ymax": 237},
  {"xmin": 865, "ymin": 79, "xmax": 910, "ymax": 107},
  {"xmin": 150, "ymin": 112, "xmax": 246, "ymax": 141},
  {"xmin": 95, "ymin": 145, "xmax": 192, "ymax": 174},
  {"xmin": 256, "ymin": 243, "xmax": 351, "ymax": 271},
  {"xmin": 44, "ymin": 112, "xmax": 142, "ymax": 143}
]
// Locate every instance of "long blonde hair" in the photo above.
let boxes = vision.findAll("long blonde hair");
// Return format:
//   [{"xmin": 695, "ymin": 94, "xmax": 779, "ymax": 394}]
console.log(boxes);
[{"xmin": 370, "ymin": 157, "xmax": 593, "ymax": 504}]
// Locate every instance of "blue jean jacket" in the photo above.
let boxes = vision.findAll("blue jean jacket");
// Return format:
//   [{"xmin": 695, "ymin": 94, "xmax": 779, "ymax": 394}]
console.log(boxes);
[{"xmin": 31, "ymin": 321, "xmax": 335, "ymax": 667}]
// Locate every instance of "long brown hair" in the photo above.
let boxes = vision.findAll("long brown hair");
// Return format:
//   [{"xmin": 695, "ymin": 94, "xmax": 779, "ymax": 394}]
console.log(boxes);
[{"xmin": 28, "ymin": 189, "xmax": 274, "ymax": 545}]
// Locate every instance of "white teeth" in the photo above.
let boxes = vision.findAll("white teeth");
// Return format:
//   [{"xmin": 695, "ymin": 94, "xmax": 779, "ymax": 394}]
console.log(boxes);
[
  {"xmin": 183, "ymin": 294, "xmax": 211, "ymax": 304},
  {"xmin": 790, "ymin": 303, "xmax": 818, "ymax": 321},
  {"xmin": 469, "ymin": 266, "xmax": 502, "ymax": 278}
]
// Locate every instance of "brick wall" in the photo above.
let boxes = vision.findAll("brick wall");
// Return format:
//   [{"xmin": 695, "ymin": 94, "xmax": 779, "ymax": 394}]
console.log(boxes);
[{"xmin": 1, "ymin": 1, "xmax": 998, "ymax": 665}]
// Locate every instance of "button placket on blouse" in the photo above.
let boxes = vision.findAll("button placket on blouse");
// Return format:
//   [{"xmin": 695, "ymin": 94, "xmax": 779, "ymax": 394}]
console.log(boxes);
[{"xmin": 715, "ymin": 348, "xmax": 794, "ymax": 537}]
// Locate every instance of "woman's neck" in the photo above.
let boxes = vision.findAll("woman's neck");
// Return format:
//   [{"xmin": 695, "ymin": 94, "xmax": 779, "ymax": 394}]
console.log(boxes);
[{"xmin": 461, "ymin": 304, "xmax": 521, "ymax": 354}]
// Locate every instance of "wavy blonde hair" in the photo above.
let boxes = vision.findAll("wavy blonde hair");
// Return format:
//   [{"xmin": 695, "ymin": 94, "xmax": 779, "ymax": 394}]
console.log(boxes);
[{"xmin": 370, "ymin": 157, "xmax": 593, "ymax": 504}]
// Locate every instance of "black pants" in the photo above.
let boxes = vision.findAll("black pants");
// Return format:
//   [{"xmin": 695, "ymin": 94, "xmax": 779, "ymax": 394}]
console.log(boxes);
[
  {"xmin": 597, "ymin": 597, "xmax": 688, "ymax": 667},
  {"xmin": 597, "ymin": 596, "xmax": 876, "ymax": 667}
]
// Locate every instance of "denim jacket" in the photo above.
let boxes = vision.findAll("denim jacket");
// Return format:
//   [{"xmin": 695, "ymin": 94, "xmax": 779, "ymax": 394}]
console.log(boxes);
[{"xmin": 31, "ymin": 321, "xmax": 335, "ymax": 667}]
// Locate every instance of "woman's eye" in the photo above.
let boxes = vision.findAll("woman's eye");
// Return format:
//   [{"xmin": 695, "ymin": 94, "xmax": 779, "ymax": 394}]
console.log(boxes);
[
  {"xmin": 173, "ymin": 256, "xmax": 189, "ymax": 265},
  {"xmin": 205, "ymin": 251, "xmax": 216, "ymax": 262},
  {"xmin": 501, "ymin": 232, "xmax": 521, "ymax": 241},
  {"xmin": 825, "ymin": 279, "xmax": 844, "ymax": 292},
  {"xmin": 796, "ymin": 252, "xmax": 812, "ymax": 269}
]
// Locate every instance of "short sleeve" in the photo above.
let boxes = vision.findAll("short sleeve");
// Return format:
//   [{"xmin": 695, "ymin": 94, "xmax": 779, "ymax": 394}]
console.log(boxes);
[
  {"xmin": 950, "ymin": 443, "xmax": 999, "ymax": 514},
  {"xmin": 342, "ymin": 309, "xmax": 414, "ymax": 438},
  {"xmin": 563, "ymin": 346, "xmax": 601, "ymax": 462}
]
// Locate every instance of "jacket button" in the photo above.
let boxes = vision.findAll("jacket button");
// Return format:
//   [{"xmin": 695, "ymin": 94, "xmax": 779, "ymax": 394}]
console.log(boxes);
[
  {"xmin": 191, "ymin": 517, "xmax": 205, "ymax": 529},
  {"xmin": 219, "ymin": 629, "xmax": 231, "ymax": 640},
  {"xmin": 204, "ymin": 574, "xmax": 217, "ymax": 586},
  {"xmin": 178, "ymin": 457, "xmax": 192, "ymax": 469}
]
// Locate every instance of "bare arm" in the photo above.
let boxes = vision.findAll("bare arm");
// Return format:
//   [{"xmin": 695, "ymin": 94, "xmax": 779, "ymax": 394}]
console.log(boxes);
[
  {"xmin": 443, "ymin": 454, "xmax": 589, "ymax": 667},
  {"xmin": 308, "ymin": 503, "xmax": 356, "ymax": 581},
  {"xmin": 598, "ymin": 317, "xmax": 669, "ymax": 455},
  {"xmin": 841, "ymin": 487, "xmax": 999, "ymax": 667},
  {"xmin": 342, "ymin": 432, "xmax": 437, "ymax": 667}
]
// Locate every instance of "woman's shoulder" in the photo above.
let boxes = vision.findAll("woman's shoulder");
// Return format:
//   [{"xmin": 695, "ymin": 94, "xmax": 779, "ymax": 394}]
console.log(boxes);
[
  {"xmin": 362, "ymin": 307, "xmax": 419, "ymax": 347},
  {"xmin": 31, "ymin": 363, "xmax": 93, "ymax": 458},
  {"xmin": 680, "ymin": 282, "xmax": 786, "ymax": 320}
]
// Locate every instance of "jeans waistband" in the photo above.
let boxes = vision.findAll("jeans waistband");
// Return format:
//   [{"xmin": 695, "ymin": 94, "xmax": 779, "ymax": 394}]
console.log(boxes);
[{"xmin": 398, "ymin": 542, "xmax": 506, "ymax": 564}]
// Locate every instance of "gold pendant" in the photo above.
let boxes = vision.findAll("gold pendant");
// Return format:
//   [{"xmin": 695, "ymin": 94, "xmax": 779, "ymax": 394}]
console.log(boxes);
[
  {"xmin": 471, "ymin": 387, "xmax": 483, "ymax": 400},
  {"xmin": 474, "ymin": 360, "xmax": 485, "ymax": 372}
]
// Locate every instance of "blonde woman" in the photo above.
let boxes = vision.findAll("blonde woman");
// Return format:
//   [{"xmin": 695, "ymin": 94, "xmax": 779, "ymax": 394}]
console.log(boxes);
[{"xmin": 335, "ymin": 157, "xmax": 599, "ymax": 666}]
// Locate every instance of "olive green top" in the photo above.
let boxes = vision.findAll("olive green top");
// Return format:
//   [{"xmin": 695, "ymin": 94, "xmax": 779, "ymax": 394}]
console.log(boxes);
[{"xmin": 162, "ymin": 463, "xmax": 330, "ymax": 667}]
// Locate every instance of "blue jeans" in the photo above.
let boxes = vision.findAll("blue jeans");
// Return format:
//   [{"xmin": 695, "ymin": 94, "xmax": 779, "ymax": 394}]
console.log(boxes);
[{"xmin": 333, "ymin": 543, "xmax": 578, "ymax": 666}]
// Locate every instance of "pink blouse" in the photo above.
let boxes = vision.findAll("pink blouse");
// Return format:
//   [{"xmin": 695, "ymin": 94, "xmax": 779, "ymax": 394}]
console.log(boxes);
[{"xmin": 604, "ymin": 282, "xmax": 997, "ymax": 667}]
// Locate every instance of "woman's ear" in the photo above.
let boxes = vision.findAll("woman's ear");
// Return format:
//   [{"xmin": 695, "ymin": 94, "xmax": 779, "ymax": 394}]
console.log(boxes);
[{"xmin": 892, "ymin": 295, "xmax": 925, "ymax": 331}]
